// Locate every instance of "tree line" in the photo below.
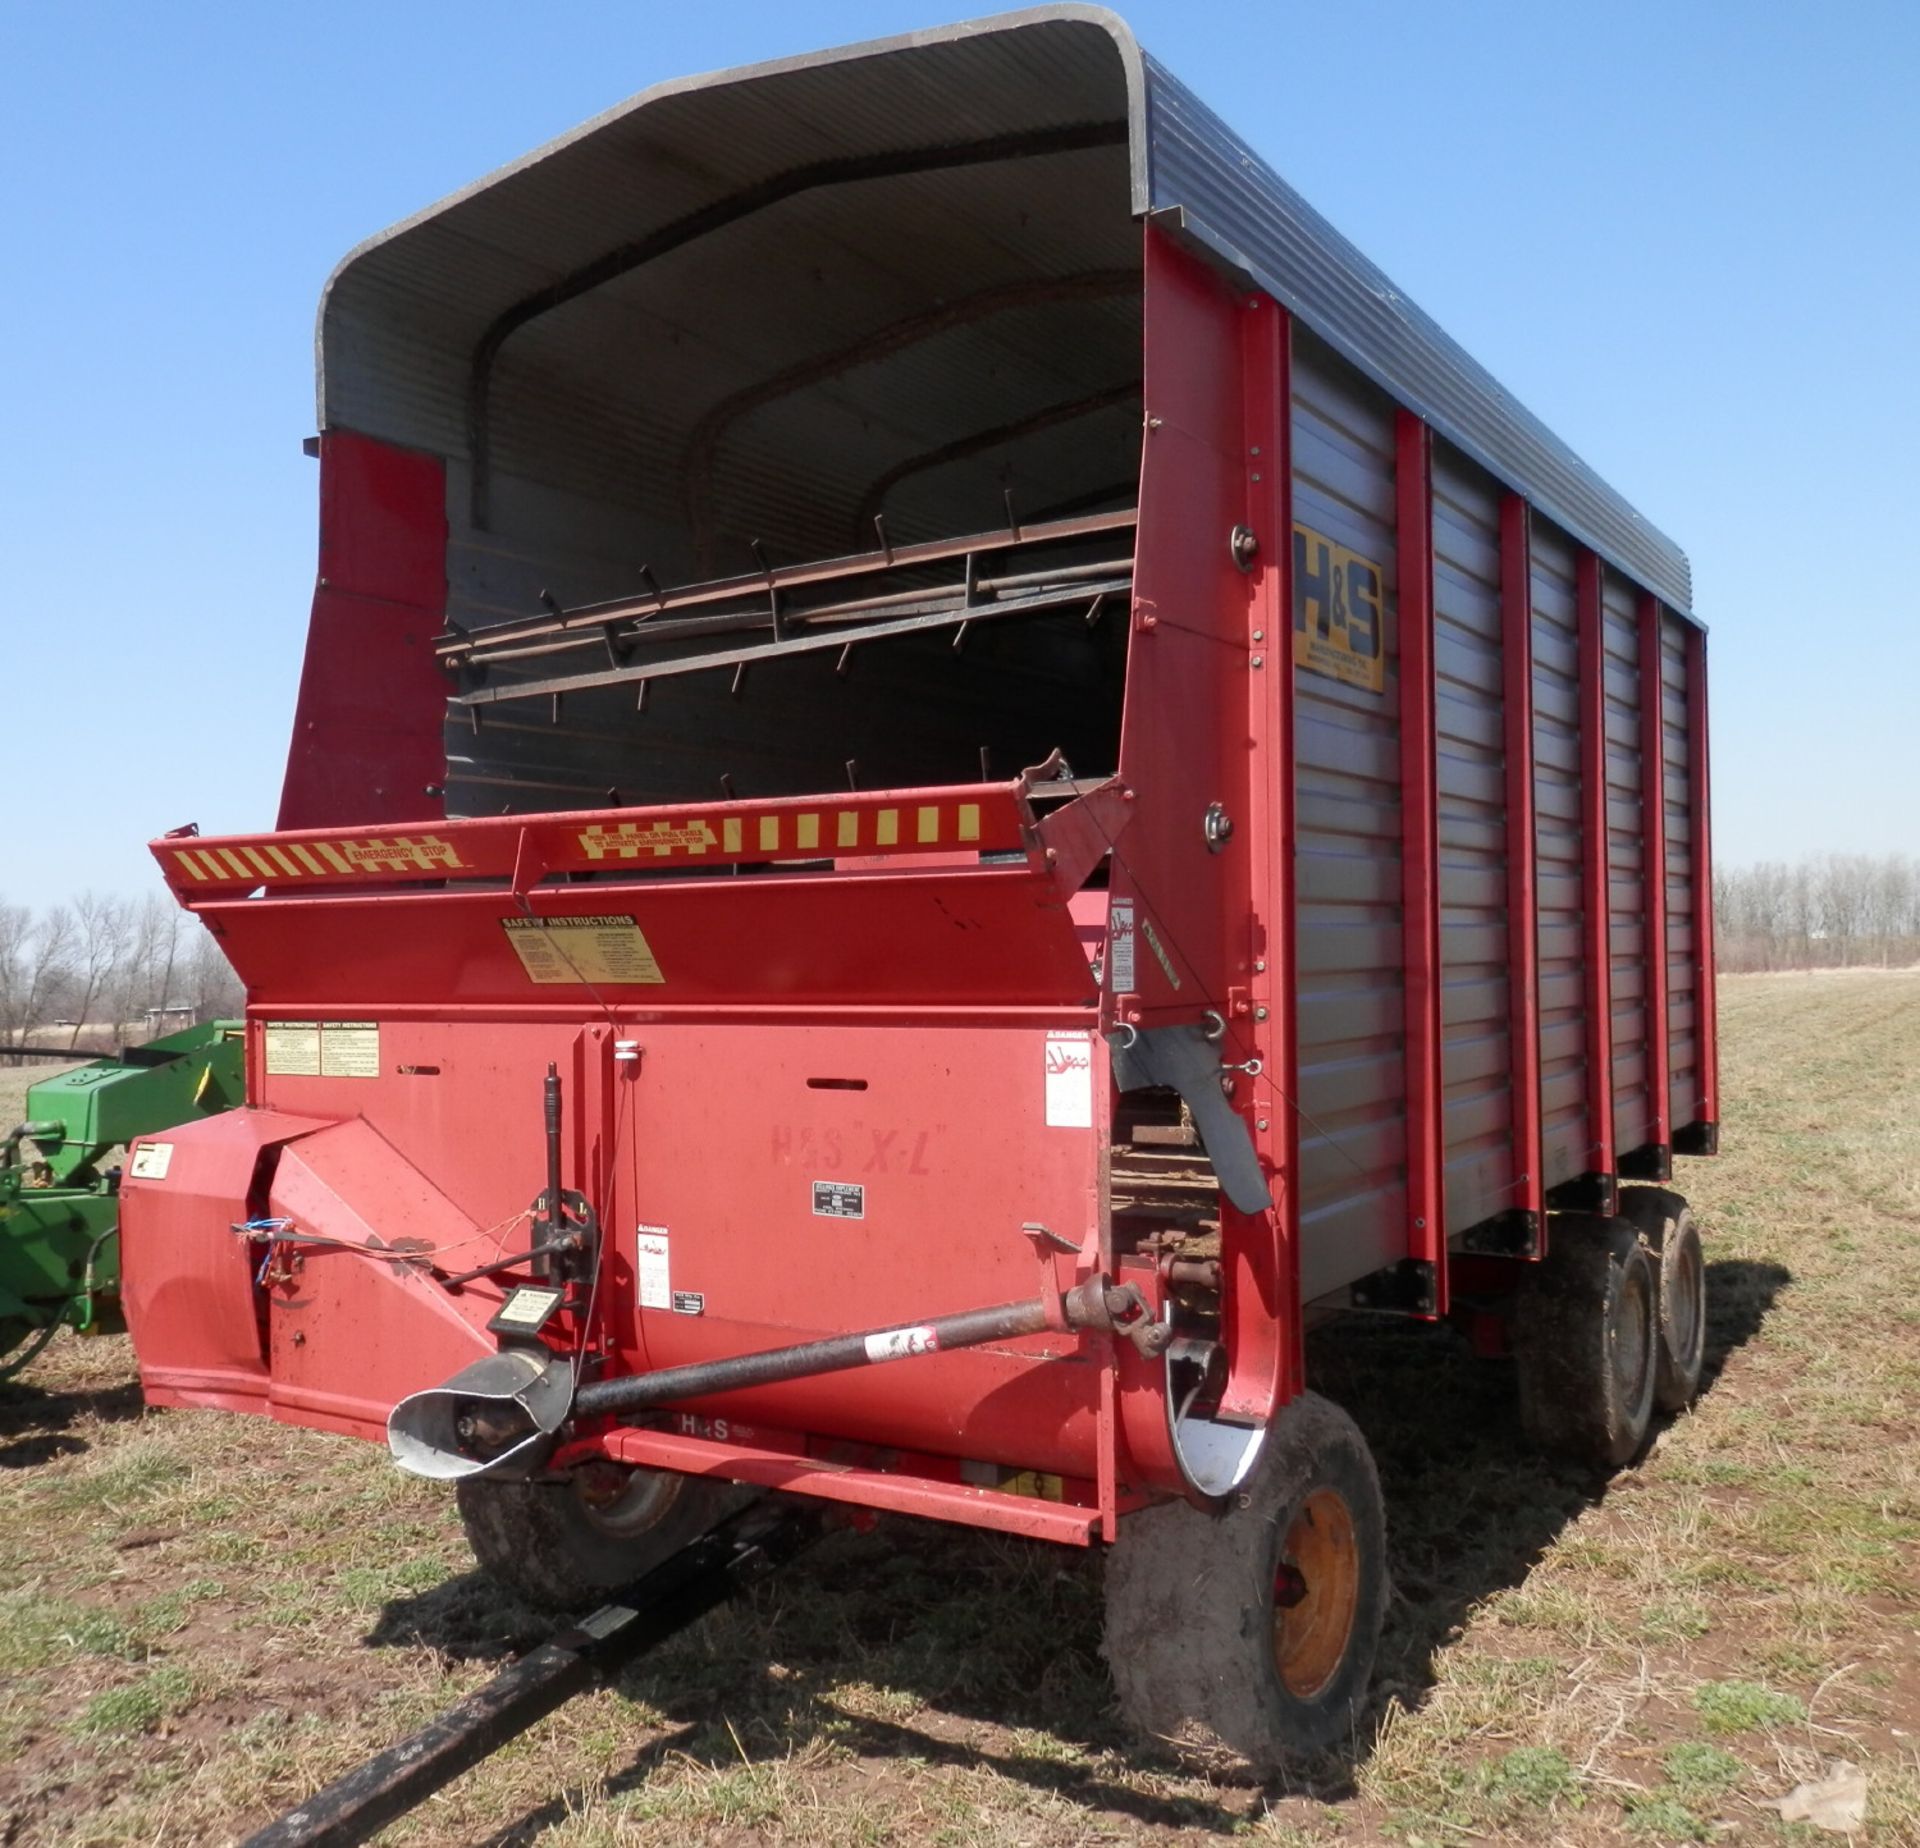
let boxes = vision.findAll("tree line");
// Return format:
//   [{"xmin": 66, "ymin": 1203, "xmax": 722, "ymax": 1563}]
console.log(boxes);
[
  {"xmin": 1715, "ymin": 854, "xmax": 1918, "ymax": 973},
  {"xmin": 3, "ymin": 853, "xmax": 1913, "ymax": 1048},
  {"xmin": 0, "ymin": 894, "xmax": 243, "ymax": 1050}
]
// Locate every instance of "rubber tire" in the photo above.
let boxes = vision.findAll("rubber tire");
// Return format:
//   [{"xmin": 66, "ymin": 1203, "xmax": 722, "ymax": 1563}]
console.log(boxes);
[
  {"xmin": 456, "ymin": 1466, "xmax": 736, "ymax": 1611},
  {"xmin": 1102, "ymin": 1392, "xmax": 1388, "ymax": 1775},
  {"xmin": 1619, "ymin": 1187, "xmax": 1707, "ymax": 1413},
  {"xmin": 1512, "ymin": 1213, "xmax": 1658, "ymax": 1469}
]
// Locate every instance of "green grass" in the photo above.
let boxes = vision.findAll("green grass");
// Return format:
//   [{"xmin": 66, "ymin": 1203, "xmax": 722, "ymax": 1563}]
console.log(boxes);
[
  {"xmin": 74, "ymin": 1666, "xmax": 194, "ymax": 1737},
  {"xmin": 1692, "ymin": 1677, "xmax": 1809, "ymax": 1734},
  {"xmin": 1662, "ymin": 1740, "xmax": 1745, "ymax": 1798}
]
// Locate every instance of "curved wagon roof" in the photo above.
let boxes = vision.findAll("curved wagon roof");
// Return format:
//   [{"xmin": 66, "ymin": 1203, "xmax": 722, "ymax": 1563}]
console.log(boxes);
[{"xmin": 320, "ymin": 5, "xmax": 1691, "ymax": 615}]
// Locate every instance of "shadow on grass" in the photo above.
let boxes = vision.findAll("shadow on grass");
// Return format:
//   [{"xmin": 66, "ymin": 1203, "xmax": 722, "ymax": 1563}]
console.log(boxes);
[
  {"xmin": 0, "ymin": 1372, "xmax": 143, "ymax": 1470},
  {"xmin": 364, "ymin": 1256, "xmax": 1792, "ymax": 1839}
]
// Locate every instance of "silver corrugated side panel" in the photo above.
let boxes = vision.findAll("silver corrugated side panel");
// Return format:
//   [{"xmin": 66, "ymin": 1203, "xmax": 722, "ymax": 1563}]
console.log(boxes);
[
  {"xmin": 319, "ymin": 4, "xmax": 1691, "ymax": 618},
  {"xmin": 1137, "ymin": 42, "xmax": 1691, "ymax": 616}
]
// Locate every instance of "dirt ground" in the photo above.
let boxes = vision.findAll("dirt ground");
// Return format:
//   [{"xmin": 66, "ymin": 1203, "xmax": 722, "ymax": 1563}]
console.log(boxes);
[{"xmin": 1, "ymin": 970, "xmax": 1916, "ymax": 1845}]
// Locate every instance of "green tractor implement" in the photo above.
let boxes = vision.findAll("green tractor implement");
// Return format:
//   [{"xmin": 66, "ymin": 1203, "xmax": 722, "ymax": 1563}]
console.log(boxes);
[{"xmin": 1, "ymin": 1021, "xmax": 243, "ymax": 1379}]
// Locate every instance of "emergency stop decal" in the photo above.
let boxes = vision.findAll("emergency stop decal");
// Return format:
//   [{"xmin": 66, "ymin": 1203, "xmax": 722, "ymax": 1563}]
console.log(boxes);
[
  {"xmin": 171, "ymin": 834, "xmax": 465, "ymax": 883},
  {"xmin": 501, "ymin": 915, "xmax": 665, "ymax": 985},
  {"xmin": 1294, "ymin": 522, "xmax": 1386, "ymax": 693}
]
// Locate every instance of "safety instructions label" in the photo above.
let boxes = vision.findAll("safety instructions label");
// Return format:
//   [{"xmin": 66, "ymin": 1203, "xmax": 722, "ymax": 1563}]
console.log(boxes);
[
  {"xmin": 263, "ymin": 1020, "xmax": 380, "ymax": 1078},
  {"xmin": 501, "ymin": 914, "xmax": 665, "ymax": 986},
  {"xmin": 1107, "ymin": 899, "xmax": 1136, "ymax": 992},
  {"xmin": 636, "ymin": 1227, "xmax": 671, "ymax": 1310}
]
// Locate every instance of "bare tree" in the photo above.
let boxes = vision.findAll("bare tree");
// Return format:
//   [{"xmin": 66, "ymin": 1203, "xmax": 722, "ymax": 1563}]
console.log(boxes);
[
  {"xmin": 103, "ymin": 894, "xmax": 187, "ymax": 1044},
  {"xmin": 62, "ymin": 893, "xmax": 130, "ymax": 1049},
  {"xmin": 0, "ymin": 904, "xmax": 75, "ymax": 1045},
  {"xmin": 182, "ymin": 924, "xmax": 245, "ymax": 1022},
  {"xmin": 1716, "ymin": 854, "xmax": 1920, "ymax": 973}
]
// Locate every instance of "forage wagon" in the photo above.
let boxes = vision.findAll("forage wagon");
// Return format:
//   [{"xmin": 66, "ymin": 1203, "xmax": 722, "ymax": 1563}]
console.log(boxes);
[{"xmin": 123, "ymin": 6, "xmax": 1716, "ymax": 1769}]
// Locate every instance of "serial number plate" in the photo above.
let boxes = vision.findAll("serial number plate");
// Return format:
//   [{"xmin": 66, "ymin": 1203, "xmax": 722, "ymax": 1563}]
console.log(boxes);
[{"xmin": 811, "ymin": 1181, "xmax": 865, "ymax": 1219}]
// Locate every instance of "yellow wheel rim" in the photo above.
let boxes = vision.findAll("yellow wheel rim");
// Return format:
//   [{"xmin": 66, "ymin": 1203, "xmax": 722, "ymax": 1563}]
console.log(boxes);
[{"xmin": 1271, "ymin": 1488, "xmax": 1360, "ymax": 1700}]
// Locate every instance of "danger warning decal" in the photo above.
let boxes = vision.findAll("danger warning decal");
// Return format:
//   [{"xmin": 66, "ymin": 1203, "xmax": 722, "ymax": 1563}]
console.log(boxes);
[{"xmin": 1294, "ymin": 522, "xmax": 1386, "ymax": 693}]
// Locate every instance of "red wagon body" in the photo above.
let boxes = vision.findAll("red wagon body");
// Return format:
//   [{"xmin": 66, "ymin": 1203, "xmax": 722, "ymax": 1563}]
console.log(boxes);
[{"xmin": 121, "ymin": 6, "xmax": 1714, "ymax": 1762}]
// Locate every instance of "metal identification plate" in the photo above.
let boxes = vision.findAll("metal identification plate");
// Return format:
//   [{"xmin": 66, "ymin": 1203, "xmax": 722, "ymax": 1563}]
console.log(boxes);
[
  {"xmin": 811, "ymin": 1180, "xmax": 865, "ymax": 1219},
  {"xmin": 1293, "ymin": 522, "xmax": 1386, "ymax": 693}
]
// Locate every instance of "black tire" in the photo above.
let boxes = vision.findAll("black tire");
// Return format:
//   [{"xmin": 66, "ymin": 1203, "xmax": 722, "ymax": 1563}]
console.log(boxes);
[
  {"xmin": 1619, "ymin": 1187, "xmax": 1707, "ymax": 1413},
  {"xmin": 1102, "ymin": 1392, "xmax": 1387, "ymax": 1774},
  {"xmin": 1512, "ymin": 1212, "xmax": 1658, "ymax": 1469},
  {"xmin": 456, "ymin": 1463, "xmax": 736, "ymax": 1610}
]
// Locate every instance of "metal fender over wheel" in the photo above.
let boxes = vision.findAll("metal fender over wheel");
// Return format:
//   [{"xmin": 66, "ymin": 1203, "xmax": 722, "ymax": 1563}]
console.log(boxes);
[
  {"xmin": 1619, "ymin": 1187, "xmax": 1707, "ymax": 1412},
  {"xmin": 1513, "ymin": 1213, "xmax": 1657, "ymax": 1469},
  {"xmin": 1102, "ymin": 1392, "xmax": 1387, "ymax": 1774},
  {"xmin": 456, "ymin": 1464, "xmax": 738, "ymax": 1611}
]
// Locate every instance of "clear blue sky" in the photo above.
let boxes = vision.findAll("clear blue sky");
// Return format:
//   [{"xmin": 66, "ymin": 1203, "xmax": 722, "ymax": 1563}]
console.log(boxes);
[{"xmin": 2, "ymin": 1, "xmax": 1914, "ymax": 910}]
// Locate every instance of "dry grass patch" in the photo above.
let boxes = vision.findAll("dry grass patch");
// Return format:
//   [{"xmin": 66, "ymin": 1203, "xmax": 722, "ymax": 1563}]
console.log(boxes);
[{"xmin": 0, "ymin": 972, "xmax": 1917, "ymax": 1842}]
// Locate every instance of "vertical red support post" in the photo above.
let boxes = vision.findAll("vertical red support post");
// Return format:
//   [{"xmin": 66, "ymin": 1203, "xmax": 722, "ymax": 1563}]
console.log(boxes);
[
  {"xmin": 1637, "ymin": 592, "xmax": 1672, "ymax": 1164},
  {"xmin": 1575, "ymin": 550, "xmax": 1617, "ymax": 1192},
  {"xmin": 1685, "ymin": 624, "xmax": 1719, "ymax": 1140},
  {"xmin": 1498, "ymin": 496, "xmax": 1544, "ymax": 1243},
  {"xmin": 1227, "ymin": 292, "xmax": 1301, "ymax": 1409},
  {"xmin": 1395, "ymin": 411, "xmax": 1446, "ymax": 1313}
]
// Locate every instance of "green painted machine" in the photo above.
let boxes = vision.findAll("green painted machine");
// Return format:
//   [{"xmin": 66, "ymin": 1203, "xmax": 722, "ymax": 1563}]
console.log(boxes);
[{"xmin": 0, "ymin": 1022, "xmax": 243, "ymax": 1379}]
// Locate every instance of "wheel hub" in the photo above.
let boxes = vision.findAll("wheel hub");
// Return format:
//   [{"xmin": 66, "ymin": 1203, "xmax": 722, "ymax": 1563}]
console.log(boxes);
[
  {"xmin": 1613, "ymin": 1264, "xmax": 1652, "ymax": 1401},
  {"xmin": 1271, "ymin": 1488, "xmax": 1360, "ymax": 1699},
  {"xmin": 571, "ymin": 1463, "xmax": 677, "ymax": 1539}
]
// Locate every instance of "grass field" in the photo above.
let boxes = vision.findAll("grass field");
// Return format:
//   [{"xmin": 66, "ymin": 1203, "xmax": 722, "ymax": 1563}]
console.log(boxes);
[{"xmin": 2, "ymin": 971, "xmax": 1917, "ymax": 1845}]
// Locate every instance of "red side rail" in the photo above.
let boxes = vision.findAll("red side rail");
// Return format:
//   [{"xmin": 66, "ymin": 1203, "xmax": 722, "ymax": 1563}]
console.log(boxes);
[
  {"xmin": 1638, "ymin": 592, "xmax": 1672, "ymax": 1162},
  {"xmin": 1685, "ymin": 625, "xmax": 1719, "ymax": 1142},
  {"xmin": 1396, "ymin": 412, "xmax": 1445, "ymax": 1312},
  {"xmin": 1499, "ymin": 496, "xmax": 1544, "ymax": 1241},
  {"xmin": 1575, "ymin": 550, "xmax": 1616, "ymax": 1195},
  {"xmin": 1233, "ymin": 292, "xmax": 1302, "ymax": 1405}
]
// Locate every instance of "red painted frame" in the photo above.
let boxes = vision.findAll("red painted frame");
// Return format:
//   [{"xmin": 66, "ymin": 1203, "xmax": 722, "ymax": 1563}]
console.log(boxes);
[
  {"xmin": 157, "ymin": 781, "xmax": 1042, "ymax": 898},
  {"xmin": 1233, "ymin": 291, "xmax": 1303, "ymax": 1406},
  {"xmin": 1637, "ymin": 592, "xmax": 1672, "ymax": 1153},
  {"xmin": 279, "ymin": 431, "xmax": 450, "ymax": 831},
  {"xmin": 1575, "ymin": 550, "xmax": 1616, "ymax": 1185},
  {"xmin": 1395, "ymin": 413, "xmax": 1446, "ymax": 1310},
  {"xmin": 1686, "ymin": 625, "xmax": 1719, "ymax": 1132},
  {"xmin": 604, "ymin": 1425, "xmax": 1103, "ymax": 1545},
  {"xmin": 1499, "ymin": 495, "xmax": 1544, "ymax": 1238}
]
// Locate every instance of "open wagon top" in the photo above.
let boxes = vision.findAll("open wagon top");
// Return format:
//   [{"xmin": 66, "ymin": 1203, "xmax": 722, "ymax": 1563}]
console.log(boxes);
[{"xmin": 317, "ymin": 3, "xmax": 1691, "ymax": 612}]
